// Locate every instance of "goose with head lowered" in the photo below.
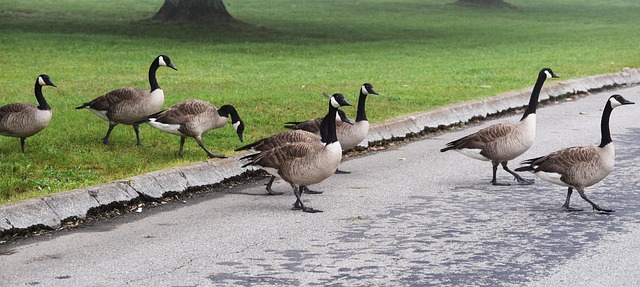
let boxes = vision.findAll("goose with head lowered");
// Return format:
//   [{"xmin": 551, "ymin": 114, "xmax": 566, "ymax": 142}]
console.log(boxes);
[
  {"xmin": 284, "ymin": 83, "xmax": 379, "ymax": 174},
  {"xmin": 441, "ymin": 68, "xmax": 558, "ymax": 185},
  {"xmin": 515, "ymin": 94, "xmax": 634, "ymax": 212},
  {"xmin": 239, "ymin": 93, "xmax": 352, "ymax": 213},
  {"xmin": 76, "ymin": 55, "xmax": 177, "ymax": 146},
  {"xmin": 0, "ymin": 74, "xmax": 57, "ymax": 152},
  {"xmin": 142, "ymin": 99, "xmax": 244, "ymax": 158}
]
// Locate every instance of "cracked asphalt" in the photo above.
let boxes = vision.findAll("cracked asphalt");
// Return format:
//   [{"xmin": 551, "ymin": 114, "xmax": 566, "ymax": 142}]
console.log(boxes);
[{"xmin": 1, "ymin": 86, "xmax": 640, "ymax": 286}]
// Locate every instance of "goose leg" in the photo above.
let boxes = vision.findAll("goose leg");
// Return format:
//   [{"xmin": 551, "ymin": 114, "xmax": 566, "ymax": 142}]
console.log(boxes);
[
  {"xmin": 292, "ymin": 185, "xmax": 322, "ymax": 213},
  {"xmin": 562, "ymin": 187, "xmax": 583, "ymax": 211},
  {"xmin": 178, "ymin": 137, "xmax": 186, "ymax": 157},
  {"xmin": 20, "ymin": 137, "xmax": 26, "ymax": 153},
  {"xmin": 102, "ymin": 122, "xmax": 117, "ymax": 145},
  {"xmin": 490, "ymin": 162, "xmax": 509, "ymax": 186},
  {"xmin": 265, "ymin": 176, "xmax": 284, "ymax": 195},
  {"xmin": 502, "ymin": 161, "xmax": 534, "ymax": 185},
  {"xmin": 133, "ymin": 124, "xmax": 142, "ymax": 146},
  {"xmin": 575, "ymin": 187, "xmax": 614, "ymax": 213},
  {"xmin": 196, "ymin": 136, "xmax": 226, "ymax": 159}
]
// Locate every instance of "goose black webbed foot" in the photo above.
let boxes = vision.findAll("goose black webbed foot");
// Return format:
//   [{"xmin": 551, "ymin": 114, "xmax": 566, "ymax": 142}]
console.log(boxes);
[
  {"xmin": 516, "ymin": 177, "xmax": 535, "ymax": 185},
  {"xmin": 334, "ymin": 169, "xmax": 351, "ymax": 174},
  {"xmin": 490, "ymin": 180, "xmax": 511, "ymax": 186},
  {"xmin": 562, "ymin": 205, "xmax": 583, "ymax": 212},
  {"xmin": 301, "ymin": 186, "xmax": 323, "ymax": 194},
  {"xmin": 593, "ymin": 205, "xmax": 615, "ymax": 213}
]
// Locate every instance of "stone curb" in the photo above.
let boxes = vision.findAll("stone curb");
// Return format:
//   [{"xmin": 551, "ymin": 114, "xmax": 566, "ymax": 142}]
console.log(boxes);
[{"xmin": 2, "ymin": 68, "xmax": 639, "ymax": 233}]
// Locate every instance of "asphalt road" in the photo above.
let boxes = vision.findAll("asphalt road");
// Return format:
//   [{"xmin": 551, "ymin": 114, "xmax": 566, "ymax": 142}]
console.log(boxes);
[{"xmin": 1, "ymin": 86, "xmax": 640, "ymax": 286}]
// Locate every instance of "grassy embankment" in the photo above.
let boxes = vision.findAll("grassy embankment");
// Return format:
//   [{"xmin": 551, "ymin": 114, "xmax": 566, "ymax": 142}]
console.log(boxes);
[{"xmin": 0, "ymin": 0, "xmax": 639, "ymax": 203}]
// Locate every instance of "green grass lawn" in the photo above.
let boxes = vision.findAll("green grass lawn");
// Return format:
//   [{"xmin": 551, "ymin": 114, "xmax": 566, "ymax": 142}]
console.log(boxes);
[{"xmin": 1, "ymin": 0, "xmax": 639, "ymax": 203}]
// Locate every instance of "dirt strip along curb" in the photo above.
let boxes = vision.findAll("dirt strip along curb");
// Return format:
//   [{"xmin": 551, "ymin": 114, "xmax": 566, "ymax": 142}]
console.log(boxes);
[{"xmin": 2, "ymin": 68, "xmax": 639, "ymax": 234}]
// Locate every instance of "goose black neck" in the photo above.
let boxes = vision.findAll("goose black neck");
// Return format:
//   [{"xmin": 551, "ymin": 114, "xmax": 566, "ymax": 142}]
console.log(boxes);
[
  {"xmin": 148, "ymin": 60, "xmax": 161, "ymax": 92},
  {"xmin": 320, "ymin": 104, "xmax": 339, "ymax": 144},
  {"xmin": 218, "ymin": 105, "xmax": 240, "ymax": 123},
  {"xmin": 355, "ymin": 91, "xmax": 368, "ymax": 122},
  {"xmin": 521, "ymin": 74, "xmax": 547, "ymax": 121},
  {"xmin": 34, "ymin": 81, "xmax": 50, "ymax": 111},
  {"xmin": 599, "ymin": 102, "xmax": 613, "ymax": 148}
]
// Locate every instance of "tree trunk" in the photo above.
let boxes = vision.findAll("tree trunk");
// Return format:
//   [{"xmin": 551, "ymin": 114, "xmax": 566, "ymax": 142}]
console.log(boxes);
[
  {"xmin": 152, "ymin": 0, "xmax": 238, "ymax": 24},
  {"xmin": 454, "ymin": 0, "xmax": 515, "ymax": 8}
]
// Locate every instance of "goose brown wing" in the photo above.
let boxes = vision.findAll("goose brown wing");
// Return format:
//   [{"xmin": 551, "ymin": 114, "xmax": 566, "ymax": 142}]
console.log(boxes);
[
  {"xmin": 83, "ymin": 88, "xmax": 148, "ymax": 110},
  {"xmin": 247, "ymin": 141, "xmax": 320, "ymax": 169},
  {"xmin": 533, "ymin": 146, "xmax": 597, "ymax": 173},
  {"xmin": 287, "ymin": 117, "xmax": 323, "ymax": 133},
  {"xmin": 236, "ymin": 130, "xmax": 319, "ymax": 151},
  {"xmin": 450, "ymin": 123, "xmax": 515, "ymax": 149},
  {"xmin": 151, "ymin": 100, "xmax": 213, "ymax": 125},
  {"xmin": 0, "ymin": 103, "xmax": 34, "ymax": 118}
]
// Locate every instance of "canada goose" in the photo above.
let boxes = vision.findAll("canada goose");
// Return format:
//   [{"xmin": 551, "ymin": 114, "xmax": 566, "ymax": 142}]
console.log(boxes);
[
  {"xmin": 237, "ymin": 97, "xmax": 353, "ymax": 195},
  {"xmin": 0, "ymin": 74, "xmax": 57, "ymax": 152},
  {"xmin": 239, "ymin": 93, "xmax": 352, "ymax": 212},
  {"xmin": 143, "ymin": 99, "xmax": 244, "ymax": 158},
  {"xmin": 284, "ymin": 83, "xmax": 379, "ymax": 174},
  {"xmin": 441, "ymin": 68, "xmax": 558, "ymax": 185},
  {"xmin": 515, "ymin": 94, "xmax": 634, "ymax": 212},
  {"xmin": 76, "ymin": 55, "xmax": 177, "ymax": 146}
]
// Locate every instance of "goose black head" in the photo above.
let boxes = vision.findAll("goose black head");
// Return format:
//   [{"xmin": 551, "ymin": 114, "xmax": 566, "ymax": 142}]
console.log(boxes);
[
  {"xmin": 233, "ymin": 119, "xmax": 245, "ymax": 142},
  {"xmin": 337, "ymin": 109, "xmax": 355, "ymax": 125},
  {"xmin": 330, "ymin": 93, "xmax": 352, "ymax": 108},
  {"xmin": 37, "ymin": 74, "xmax": 57, "ymax": 87},
  {"xmin": 540, "ymin": 68, "xmax": 559, "ymax": 80},
  {"xmin": 361, "ymin": 83, "xmax": 379, "ymax": 96},
  {"xmin": 609, "ymin": 94, "xmax": 634, "ymax": 108},
  {"xmin": 157, "ymin": 55, "xmax": 178, "ymax": 71}
]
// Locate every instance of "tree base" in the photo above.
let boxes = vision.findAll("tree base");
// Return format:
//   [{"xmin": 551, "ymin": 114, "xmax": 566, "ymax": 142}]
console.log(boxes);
[{"xmin": 151, "ymin": 0, "xmax": 241, "ymax": 25}]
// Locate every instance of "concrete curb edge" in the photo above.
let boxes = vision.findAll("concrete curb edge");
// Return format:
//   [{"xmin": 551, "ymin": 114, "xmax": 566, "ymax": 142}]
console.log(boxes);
[{"xmin": 2, "ymin": 68, "xmax": 639, "ymax": 233}]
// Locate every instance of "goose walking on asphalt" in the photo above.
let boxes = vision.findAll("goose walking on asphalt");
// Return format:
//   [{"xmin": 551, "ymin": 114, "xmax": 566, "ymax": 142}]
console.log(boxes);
[
  {"xmin": 239, "ymin": 94, "xmax": 352, "ymax": 213},
  {"xmin": 284, "ymin": 83, "xmax": 379, "ymax": 174},
  {"xmin": 441, "ymin": 68, "xmax": 558, "ymax": 185},
  {"xmin": 143, "ymin": 99, "xmax": 244, "ymax": 158},
  {"xmin": 515, "ymin": 94, "xmax": 634, "ymax": 212},
  {"xmin": 76, "ymin": 55, "xmax": 177, "ymax": 146},
  {"xmin": 0, "ymin": 74, "xmax": 57, "ymax": 152}
]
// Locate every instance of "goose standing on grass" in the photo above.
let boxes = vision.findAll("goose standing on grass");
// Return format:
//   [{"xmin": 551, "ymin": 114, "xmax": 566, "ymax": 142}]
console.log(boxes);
[
  {"xmin": 76, "ymin": 55, "xmax": 177, "ymax": 146},
  {"xmin": 441, "ymin": 68, "xmax": 558, "ymax": 185},
  {"xmin": 142, "ymin": 99, "xmax": 244, "ymax": 158},
  {"xmin": 284, "ymin": 83, "xmax": 379, "ymax": 174},
  {"xmin": 515, "ymin": 94, "xmax": 634, "ymax": 212},
  {"xmin": 239, "ymin": 93, "xmax": 352, "ymax": 213},
  {"xmin": 0, "ymin": 74, "xmax": 57, "ymax": 152}
]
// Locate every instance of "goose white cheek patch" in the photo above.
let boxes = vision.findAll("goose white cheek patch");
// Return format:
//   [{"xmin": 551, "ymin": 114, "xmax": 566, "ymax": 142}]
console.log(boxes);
[
  {"xmin": 233, "ymin": 121, "xmax": 241, "ymax": 131},
  {"xmin": 158, "ymin": 56, "xmax": 167, "ymax": 67},
  {"xmin": 38, "ymin": 76, "xmax": 46, "ymax": 86},
  {"xmin": 330, "ymin": 97, "xmax": 340, "ymax": 108},
  {"xmin": 610, "ymin": 98, "xmax": 622, "ymax": 109}
]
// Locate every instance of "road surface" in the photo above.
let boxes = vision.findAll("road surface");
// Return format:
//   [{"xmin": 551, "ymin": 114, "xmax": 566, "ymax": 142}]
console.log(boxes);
[{"xmin": 1, "ymin": 86, "xmax": 640, "ymax": 286}]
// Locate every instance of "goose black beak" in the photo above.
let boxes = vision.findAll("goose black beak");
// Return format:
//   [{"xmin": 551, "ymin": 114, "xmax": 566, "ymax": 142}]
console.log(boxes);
[
  {"xmin": 168, "ymin": 63, "xmax": 178, "ymax": 71},
  {"xmin": 552, "ymin": 74, "xmax": 559, "ymax": 78}
]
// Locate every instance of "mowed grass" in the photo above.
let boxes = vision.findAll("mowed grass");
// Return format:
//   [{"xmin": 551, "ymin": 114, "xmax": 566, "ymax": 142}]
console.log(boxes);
[{"xmin": 0, "ymin": 0, "xmax": 639, "ymax": 203}]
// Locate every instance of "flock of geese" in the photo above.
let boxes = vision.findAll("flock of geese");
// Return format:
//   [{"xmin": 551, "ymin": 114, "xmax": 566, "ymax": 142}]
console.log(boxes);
[{"xmin": 0, "ymin": 55, "xmax": 633, "ymax": 213}]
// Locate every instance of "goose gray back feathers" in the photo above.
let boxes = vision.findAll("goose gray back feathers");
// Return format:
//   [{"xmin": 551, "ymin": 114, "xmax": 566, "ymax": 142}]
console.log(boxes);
[
  {"xmin": 75, "ymin": 55, "xmax": 177, "ymax": 145},
  {"xmin": 0, "ymin": 74, "xmax": 57, "ymax": 152},
  {"xmin": 515, "ymin": 94, "xmax": 634, "ymax": 212},
  {"xmin": 145, "ymin": 99, "xmax": 244, "ymax": 158}
]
